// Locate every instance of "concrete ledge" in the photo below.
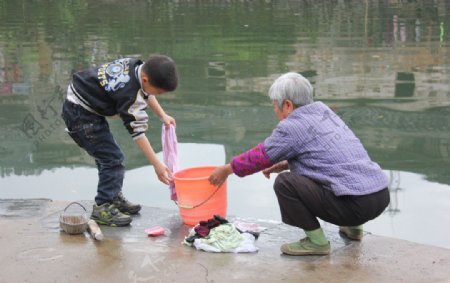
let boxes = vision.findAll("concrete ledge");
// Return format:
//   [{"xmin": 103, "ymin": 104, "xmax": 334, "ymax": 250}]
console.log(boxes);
[{"xmin": 1, "ymin": 199, "xmax": 449, "ymax": 283}]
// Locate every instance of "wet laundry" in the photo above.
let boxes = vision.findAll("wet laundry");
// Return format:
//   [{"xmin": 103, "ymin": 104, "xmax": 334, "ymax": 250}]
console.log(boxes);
[
  {"xmin": 183, "ymin": 215, "xmax": 259, "ymax": 253},
  {"xmin": 184, "ymin": 214, "xmax": 229, "ymax": 243}
]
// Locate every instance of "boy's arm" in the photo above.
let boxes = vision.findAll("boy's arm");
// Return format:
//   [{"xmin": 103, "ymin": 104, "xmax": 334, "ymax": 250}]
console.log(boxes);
[
  {"xmin": 147, "ymin": 96, "xmax": 175, "ymax": 126},
  {"xmin": 135, "ymin": 135, "xmax": 171, "ymax": 185}
]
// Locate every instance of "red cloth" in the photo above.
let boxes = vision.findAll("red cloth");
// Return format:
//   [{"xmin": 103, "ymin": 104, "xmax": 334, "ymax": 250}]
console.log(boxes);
[{"xmin": 195, "ymin": 218, "xmax": 222, "ymax": 237}]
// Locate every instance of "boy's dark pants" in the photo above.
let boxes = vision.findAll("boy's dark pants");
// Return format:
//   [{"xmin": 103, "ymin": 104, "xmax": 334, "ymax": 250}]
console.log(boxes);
[
  {"xmin": 62, "ymin": 100, "xmax": 125, "ymax": 205},
  {"xmin": 273, "ymin": 172, "xmax": 390, "ymax": 231}
]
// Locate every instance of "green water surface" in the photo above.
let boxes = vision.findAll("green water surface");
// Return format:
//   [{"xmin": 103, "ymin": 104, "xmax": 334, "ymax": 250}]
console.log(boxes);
[{"xmin": 0, "ymin": 0, "xmax": 449, "ymax": 248}]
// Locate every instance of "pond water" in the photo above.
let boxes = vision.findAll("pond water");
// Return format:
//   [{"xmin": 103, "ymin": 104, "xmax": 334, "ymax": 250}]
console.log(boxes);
[{"xmin": 0, "ymin": 0, "xmax": 449, "ymax": 249}]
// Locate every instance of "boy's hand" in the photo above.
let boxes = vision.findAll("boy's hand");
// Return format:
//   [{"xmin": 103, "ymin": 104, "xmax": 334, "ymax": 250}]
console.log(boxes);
[
  {"xmin": 134, "ymin": 136, "xmax": 173, "ymax": 185},
  {"xmin": 154, "ymin": 162, "xmax": 172, "ymax": 185},
  {"xmin": 161, "ymin": 114, "xmax": 176, "ymax": 128},
  {"xmin": 209, "ymin": 164, "xmax": 233, "ymax": 188}
]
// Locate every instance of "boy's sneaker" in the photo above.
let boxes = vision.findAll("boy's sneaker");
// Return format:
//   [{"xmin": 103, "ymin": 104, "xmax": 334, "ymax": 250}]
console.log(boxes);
[
  {"xmin": 91, "ymin": 203, "xmax": 132, "ymax": 227},
  {"xmin": 281, "ymin": 237, "xmax": 330, "ymax": 256},
  {"xmin": 113, "ymin": 192, "xmax": 142, "ymax": 215},
  {"xmin": 339, "ymin": 226, "xmax": 364, "ymax": 241}
]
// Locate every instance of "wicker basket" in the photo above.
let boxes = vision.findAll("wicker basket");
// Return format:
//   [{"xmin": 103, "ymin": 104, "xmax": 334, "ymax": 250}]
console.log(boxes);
[{"xmin": 60, "ymin": 202, "xmax": 89, "ymax": 235}]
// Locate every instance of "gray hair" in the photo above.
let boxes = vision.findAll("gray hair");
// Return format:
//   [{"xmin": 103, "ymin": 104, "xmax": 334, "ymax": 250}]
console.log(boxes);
[{"xmin": 268, "ymin": 72, "xmax": 314, "ymax": 108}]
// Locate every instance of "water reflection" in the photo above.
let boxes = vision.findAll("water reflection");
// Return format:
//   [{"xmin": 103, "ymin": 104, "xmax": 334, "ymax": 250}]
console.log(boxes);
[
  {"xmin": 0, "ymin": 143, "xmax": 225, "ymax": 203},
  {"xmin": 0, "ymin": 0, "xmax": 449, "ymax": 248},
  {"xmin": 366, "ymin": 170, "xmax": 450, "ymax": 249},
  {"xmin": 1, "ymin": 143, "xmax": 449, "ymax": 249}
]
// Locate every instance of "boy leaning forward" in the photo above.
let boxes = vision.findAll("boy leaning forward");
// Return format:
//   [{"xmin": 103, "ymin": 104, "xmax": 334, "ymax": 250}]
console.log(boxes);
[{"xmin": 61, "ymin": 55, "xmax": 178, "ymax": 226}]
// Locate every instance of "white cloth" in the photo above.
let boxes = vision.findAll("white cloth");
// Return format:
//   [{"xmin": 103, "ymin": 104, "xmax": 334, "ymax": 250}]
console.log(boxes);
[{"xmin": 233, "ymin": 220, "xmax": 267, "ymax": 233}]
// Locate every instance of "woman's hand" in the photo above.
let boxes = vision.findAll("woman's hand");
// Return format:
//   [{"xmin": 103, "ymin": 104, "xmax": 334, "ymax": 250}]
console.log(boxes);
[
  {"xmin": 262, "ymin": 160, "xmax": 288, "ymax": 179},
  {"xmin": 208, "ymin": 164, "xmax": 233, "ymax": 188}
]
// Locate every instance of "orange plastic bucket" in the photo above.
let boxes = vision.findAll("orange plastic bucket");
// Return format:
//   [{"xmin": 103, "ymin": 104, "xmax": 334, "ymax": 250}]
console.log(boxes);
[{"xmin": 172, "ymin": 166, "xmax": 227, "ymax": 226}]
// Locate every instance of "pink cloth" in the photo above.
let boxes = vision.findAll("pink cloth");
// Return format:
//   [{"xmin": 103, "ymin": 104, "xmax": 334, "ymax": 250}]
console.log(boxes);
[
  {"xmin": 162, "ymin": 124, "xmax": 179, "ymax": 200},
  {"xmin": 145, "ymin": 226, "xmax": 167, "ymax": 237},
  {"xmin": 230, "ymin": 143, "xmax": 274, "ymax": 177}
]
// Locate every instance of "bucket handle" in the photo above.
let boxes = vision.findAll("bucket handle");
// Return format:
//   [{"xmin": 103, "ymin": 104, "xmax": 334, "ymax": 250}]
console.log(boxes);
[
  {"xmin": 174, "ymin": 185, "xmax": 223, "ymax": 209},
  {"xmin": 63, "ymin": 202, "xmax": 87, "ymax": 212}
]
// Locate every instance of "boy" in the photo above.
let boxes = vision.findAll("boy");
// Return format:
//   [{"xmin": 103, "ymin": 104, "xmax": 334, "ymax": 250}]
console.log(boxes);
[{"xmin": 61, "ymin": 55, "xmax": 178, "ymax": 226}]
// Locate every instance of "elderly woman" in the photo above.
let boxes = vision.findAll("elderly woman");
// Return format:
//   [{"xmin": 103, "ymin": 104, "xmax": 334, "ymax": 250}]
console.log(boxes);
[{"xmin": 209, "ymin": 72, "xmax": 390, "ymax": 256}]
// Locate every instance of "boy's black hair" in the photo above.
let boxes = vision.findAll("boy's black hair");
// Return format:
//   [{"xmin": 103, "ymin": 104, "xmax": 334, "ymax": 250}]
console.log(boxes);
[{"xmin": 142, "ymin": 54, "xmax": 178, "ymax": 91}]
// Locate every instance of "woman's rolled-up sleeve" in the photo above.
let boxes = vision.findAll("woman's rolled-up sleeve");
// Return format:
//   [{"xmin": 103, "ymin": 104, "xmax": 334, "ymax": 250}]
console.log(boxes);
[{"xmin": 230, "ymin": 143, "xmax": 274, "ymax": 177}]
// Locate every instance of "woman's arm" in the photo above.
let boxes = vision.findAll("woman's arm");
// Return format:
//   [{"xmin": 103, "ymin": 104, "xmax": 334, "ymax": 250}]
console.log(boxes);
[
  {"xmin": 209, "ymin": 143, "xmax": 274, "ymax": 187},
  {"xmin": 262, "ymin": 160, "xmax": 289, "ymax": 179}
]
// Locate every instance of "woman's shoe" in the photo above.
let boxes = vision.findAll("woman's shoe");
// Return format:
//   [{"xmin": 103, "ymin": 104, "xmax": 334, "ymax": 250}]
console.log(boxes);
[
  {"xmin": 280, "ymin": 237, "xmax": 330, "ymax": 256},
  {"xmin": 339, "ymin": 226, "xmax": 364, "ymax": 241}
]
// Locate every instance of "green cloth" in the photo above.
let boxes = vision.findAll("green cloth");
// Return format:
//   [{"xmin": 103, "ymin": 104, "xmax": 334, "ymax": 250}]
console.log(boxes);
[{"xmin": 200, "ymin": 223, "xmax": 244, "ymax": 252}]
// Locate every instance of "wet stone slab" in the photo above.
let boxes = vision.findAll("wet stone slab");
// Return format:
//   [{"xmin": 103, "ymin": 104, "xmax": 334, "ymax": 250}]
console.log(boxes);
[
  {"xmin": 0, "ymin": 199, "xmax": 450, "ymax": 283},
  {"xmin": 0, "ymin": 198, "xmax": 51, "ymax": 218}
]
